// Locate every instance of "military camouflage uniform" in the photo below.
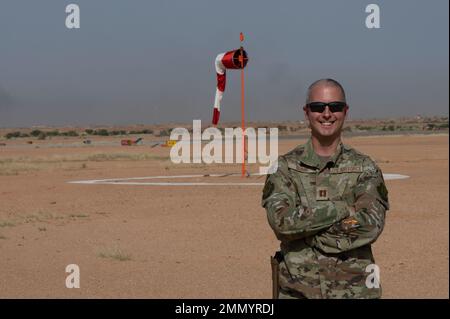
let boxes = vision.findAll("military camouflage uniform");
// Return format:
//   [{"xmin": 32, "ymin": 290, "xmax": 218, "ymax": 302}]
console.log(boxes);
[{"xmin": 262, "ymin": 139, "xmax": 389, "ymax": 299}]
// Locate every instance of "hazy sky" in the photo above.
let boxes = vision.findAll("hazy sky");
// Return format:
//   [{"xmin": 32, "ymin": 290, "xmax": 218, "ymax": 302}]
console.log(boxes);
[{"xmin": 0, "ymin": 0, "xmax": 448, "ymax": 127}]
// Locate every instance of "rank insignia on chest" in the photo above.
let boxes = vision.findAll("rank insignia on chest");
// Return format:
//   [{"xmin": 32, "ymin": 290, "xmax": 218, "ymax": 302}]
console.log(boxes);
[{"xmin": 316, "ymin": 187, "xmax": 329, "ymax": 201}]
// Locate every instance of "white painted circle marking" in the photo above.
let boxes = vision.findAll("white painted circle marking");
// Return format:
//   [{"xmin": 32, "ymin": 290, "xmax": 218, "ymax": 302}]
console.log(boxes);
[{"xmin": 68, "ymin": 173, "xmax": 409, "ymax": 186}]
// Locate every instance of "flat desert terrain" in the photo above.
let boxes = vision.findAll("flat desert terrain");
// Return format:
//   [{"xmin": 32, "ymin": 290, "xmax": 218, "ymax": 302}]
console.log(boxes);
[{"xmin": 0, "ymin": 133, "xmax": 448, "ymax": 298}]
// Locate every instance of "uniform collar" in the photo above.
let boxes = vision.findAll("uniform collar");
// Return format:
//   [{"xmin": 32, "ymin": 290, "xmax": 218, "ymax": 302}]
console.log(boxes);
[{"xmin": 299, "ymin": 138, "xmax": 344, "ymax": 169}]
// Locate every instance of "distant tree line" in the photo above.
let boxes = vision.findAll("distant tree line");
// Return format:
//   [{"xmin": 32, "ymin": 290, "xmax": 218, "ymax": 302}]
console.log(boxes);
[
  {"xmin": 84, "ymin": 129, "xmax": 153, "ymax": 136},
  {"xmin": 5, "ymin": 129, "xmax": 79, "ymax": 139},
  {"xmin": 3, "ymin": 128, "xmax": 155, "ymax": 139},
  {"xmin": 3, "ymin": 118, "xmax": 447, "ymax": 139}
]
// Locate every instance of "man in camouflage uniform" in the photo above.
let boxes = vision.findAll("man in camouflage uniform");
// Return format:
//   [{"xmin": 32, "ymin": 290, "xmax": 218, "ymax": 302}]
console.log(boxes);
[{"xmin": 262, "ymin": 79, "xmax": 389, "ymax": 299}]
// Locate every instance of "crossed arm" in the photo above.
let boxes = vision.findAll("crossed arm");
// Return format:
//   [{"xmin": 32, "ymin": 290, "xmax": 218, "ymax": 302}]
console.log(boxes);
[{"xmin": 262, "ymin": 157, "xmax": 389, "ymax": 253}]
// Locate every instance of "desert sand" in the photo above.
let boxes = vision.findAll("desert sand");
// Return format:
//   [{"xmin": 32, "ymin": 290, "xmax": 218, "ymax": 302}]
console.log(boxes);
[{"xmin": 0, "ymin": 133, "xmax": 448, "ymax": 298}]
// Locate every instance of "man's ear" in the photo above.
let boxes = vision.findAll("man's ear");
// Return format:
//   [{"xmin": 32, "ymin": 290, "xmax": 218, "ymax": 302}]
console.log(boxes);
[
  {"xmin": 344, "ymin": 105, "xmax": 349, "ymax": 118},
  {"xmin": 302, "ymin": 105, "xmax": 310, "ymax": 127}
]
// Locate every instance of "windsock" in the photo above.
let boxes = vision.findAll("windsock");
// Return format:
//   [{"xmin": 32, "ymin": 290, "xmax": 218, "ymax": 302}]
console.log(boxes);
[{"xmin": 212, "ymin": 48, "xmax": 248, "ymax": 125}]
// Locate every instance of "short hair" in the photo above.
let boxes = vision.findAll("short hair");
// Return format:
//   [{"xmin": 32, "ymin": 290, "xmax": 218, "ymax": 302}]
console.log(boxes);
[{"xmin": 305, "ymin": 78, "xmax": 346, "ymax": 104}]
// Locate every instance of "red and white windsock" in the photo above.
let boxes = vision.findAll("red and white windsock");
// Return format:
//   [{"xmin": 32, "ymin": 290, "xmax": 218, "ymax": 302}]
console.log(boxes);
[{"xmin": 212, "ymin": 48, "xmax": 248, "ymax": 125}]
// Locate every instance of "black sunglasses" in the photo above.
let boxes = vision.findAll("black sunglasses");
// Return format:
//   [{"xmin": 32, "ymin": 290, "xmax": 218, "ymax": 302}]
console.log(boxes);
[{"xmin": 306, "ymin": 101, "xmax": 347, "ymax": 113}]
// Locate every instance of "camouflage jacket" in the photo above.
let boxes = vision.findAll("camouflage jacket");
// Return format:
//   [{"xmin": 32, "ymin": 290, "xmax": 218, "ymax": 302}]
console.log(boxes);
[{"xmin": 262, "ymin": 139, "xmax": 389, "ymax": 299}]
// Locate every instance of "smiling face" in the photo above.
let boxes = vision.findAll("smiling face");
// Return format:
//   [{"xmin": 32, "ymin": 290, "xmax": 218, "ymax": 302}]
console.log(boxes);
[{"xmin": 303, "ymin": 84, "xmax": 348, "ymax": 141}]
